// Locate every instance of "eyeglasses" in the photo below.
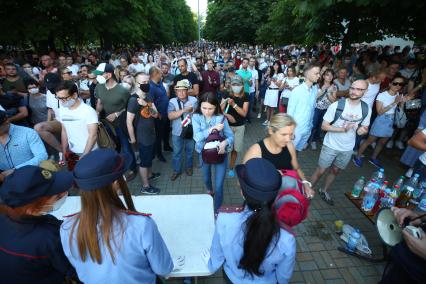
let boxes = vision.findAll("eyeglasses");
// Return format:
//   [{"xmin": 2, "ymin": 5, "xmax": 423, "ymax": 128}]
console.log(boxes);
[
  {"xmin": 392, "ymin": 82, "xmax": 405, "ymax": 86},
  {"xmin": 55, "ymin": 95, "xmax": 72, "ymax": 102},
  {"xmin": 349, "ymin": 87, "xmax": 366, "ymax": 92}
]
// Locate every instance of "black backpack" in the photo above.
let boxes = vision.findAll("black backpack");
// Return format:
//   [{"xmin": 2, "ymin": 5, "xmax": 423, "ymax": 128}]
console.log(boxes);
[{"xmin": 330, "ymin": 98, "xmax": 369, "ymax": 125}]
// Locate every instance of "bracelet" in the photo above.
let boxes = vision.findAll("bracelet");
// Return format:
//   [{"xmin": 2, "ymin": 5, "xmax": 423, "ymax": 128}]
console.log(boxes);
[{"xmin": 302, "ymin": 180, "xmax": 312, "ymax": 187}]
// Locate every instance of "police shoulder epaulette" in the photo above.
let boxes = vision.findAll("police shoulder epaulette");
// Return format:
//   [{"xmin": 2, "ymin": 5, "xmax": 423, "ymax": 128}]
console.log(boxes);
[
  {"xmin": 124, "ymin": 210, "xmax": 152, "ymax": 217},
  {"xmin": 218, "ymin": 206, "xmax": 244, "ymax": 213},
  {"xmin": 63, "ymin": 212, "xmax": 80, "ymax": 218}
]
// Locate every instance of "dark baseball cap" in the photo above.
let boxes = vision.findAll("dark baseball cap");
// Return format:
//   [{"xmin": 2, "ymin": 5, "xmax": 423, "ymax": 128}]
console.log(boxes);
[{"xmin": 92, "ymin": 63, "xmax": 115, "ymax": 75}]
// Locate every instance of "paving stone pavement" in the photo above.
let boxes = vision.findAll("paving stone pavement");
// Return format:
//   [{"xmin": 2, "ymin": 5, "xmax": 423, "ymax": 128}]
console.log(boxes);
[{"xmin": 125, "ymin": 117, "xmax": 406, "ymax": 284}]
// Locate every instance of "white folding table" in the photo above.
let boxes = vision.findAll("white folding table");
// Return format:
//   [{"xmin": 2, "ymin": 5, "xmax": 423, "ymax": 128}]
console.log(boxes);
[{"xmin": 52, "ymin": 194, "xmax": 215, "ymax": 280}]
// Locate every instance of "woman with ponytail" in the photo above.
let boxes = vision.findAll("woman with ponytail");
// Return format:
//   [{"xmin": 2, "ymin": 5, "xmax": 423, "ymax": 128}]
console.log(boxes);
[{"xmin": 205, "ymin": 158, "xmax": 296, "ymax": 283}]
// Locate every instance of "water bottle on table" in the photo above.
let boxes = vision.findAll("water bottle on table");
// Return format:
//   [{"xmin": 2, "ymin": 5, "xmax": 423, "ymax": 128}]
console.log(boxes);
[
  {"xmin": 361, "ymin": 183, "xmax": 379, "ymax": 212},
  {"xmin": 396, "ymin": 174, "xmax": 419, "ymax": 208},
  {"xmin": 351, "ymin": 176, "xmax": 365, "ymax": 198},
  {"xmin": 347, "ymin": 229, "xmax": 361, "ymax": 252},
  {"xmin": 371, "ymin": 168, "xmax": 385, "ymax": 185}
]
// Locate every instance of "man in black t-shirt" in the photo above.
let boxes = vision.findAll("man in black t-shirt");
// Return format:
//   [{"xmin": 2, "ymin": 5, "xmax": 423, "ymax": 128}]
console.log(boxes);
[{"xmin": 172, "ymin": 59, "xmax": 199, "ymax": 98}]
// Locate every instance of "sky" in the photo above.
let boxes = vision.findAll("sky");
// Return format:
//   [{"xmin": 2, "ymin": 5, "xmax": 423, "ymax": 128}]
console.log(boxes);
[{"xmin": 186, "ymin": 0, "xmax": 208, "ymax": 14}]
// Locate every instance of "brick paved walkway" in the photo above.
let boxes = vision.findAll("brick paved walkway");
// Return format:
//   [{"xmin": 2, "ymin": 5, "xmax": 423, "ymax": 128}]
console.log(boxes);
[{"xmin": 127, "ymin": 118, "xmax": 405, "ymax": 284}]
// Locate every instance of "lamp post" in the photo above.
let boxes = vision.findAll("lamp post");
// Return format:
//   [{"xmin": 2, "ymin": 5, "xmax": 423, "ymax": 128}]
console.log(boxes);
[{"xmin": 198, "ymin": 0, "xmax": 201, "ymax": 47}]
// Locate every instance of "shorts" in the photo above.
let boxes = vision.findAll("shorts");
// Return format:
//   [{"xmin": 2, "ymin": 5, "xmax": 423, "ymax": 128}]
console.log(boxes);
[
  {"xmin": 230, "ymin": 125, "xmax": 245, "ymax": 153},
  {"xmin": 138, "ymin": 143, "xmax": 155, "ymax": 168},
  {"xmin": 318, "ymin": 144, "xmax": 352, "ymax": 170}
]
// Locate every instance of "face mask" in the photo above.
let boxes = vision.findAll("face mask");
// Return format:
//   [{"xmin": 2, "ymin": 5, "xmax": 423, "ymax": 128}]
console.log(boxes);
[
  {"xmin": 29, "ymin": 88, "xmax": 39, "ymax": 94},
  {"xmin": 121, "ymin": 82, "xmax": 131, "ymax": 90},
  {"xmin": 96, "ymin": 75, "xmax": 106, "ymax": 84},
  {"xmin": 140, "ymin": 83, "xmax": 150, "ymax": 93},
  {"xmin": 41, "ymin": 194, "xmax": 68, "ymax": 215},
  {"xmin": 231, "ymin": 85, "xmax": 243, "ymax": 94},
  {"xmin": 24, "ymin": 67, "xmax": 32, "ymax": 73},
  {"xmin": 61, "ymin": 98, "xmax": 76, "ymax": 108}
]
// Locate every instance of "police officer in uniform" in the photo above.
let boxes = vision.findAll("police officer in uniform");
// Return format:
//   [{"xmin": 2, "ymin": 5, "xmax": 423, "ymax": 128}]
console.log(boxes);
[
  {"xmin": 60, "ymin": 149, "xmax": 174, "ymax": 284},
  {"xmin": 0, "ymin": 165, "xmax": 76, "ymax": 284}
]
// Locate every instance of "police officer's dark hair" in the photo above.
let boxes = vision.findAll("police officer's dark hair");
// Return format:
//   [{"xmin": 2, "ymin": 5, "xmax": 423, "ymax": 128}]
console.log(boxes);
[
  {"xmin": 239, "ymin": 199, "xmax": 279, "ymax": 276},
  {"xmin": 55, "ymin": 80, "xmax": 78, "ymax": 95}
]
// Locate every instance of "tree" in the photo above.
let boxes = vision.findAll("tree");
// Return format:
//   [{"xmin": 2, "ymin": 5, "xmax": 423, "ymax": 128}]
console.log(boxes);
[
  {"xmin": 204, "ymin": 0, "xmax": 274, "ymax": 44},
  {"xmin": 0, "ymin": 0, "xmax": 197, "ymax": 51},
  {"xmin": 288, "ymin": 0, "xmax": 425, "ymax": 46}
]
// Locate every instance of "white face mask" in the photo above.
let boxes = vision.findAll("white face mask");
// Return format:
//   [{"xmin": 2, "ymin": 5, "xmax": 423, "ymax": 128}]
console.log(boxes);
[
  {"xmin": 41, "ymin": 193, "xmax": 68, "ymax": 215},
  {"xmin": 121, "ymin": 82, "xmax": 131, "ymax": 90},
  {"xmin": 231, "ymin": 85, "xmax": 243, "ymax": 94},
  {"xmin": 61, "ymin": 98, "xmax": 76, "ymax": 108},
  {"xmin": 96, "ymin": 75, "xmax": 107, "ymax": 84},
  {"xmin": 29, "ymin": 88, "xmax": 39, "ymax": 94}
]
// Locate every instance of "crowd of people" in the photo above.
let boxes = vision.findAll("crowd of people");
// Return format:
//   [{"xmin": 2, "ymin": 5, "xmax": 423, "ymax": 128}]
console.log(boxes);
[{"xmin": 0, "ymin": 42, "xmax": 426, "ymax": 283}]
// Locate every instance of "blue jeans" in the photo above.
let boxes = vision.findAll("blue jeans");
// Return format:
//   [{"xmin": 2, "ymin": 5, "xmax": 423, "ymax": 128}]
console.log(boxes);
[
  {"xmin": 247, "ymin": 92, "xmax": 255, "ymax": 120},
  {"xmin": 115, "ymin": 126, "xmax": 137, "ymax": 172},
  {"xmin": 172, "ymin": 135, "xmax": 195, "ymax": 173},
  {"xmin": 200, "ymin": 154, "xmax": 228, "ymax": 212},
  {"xmin": 310, "ymin": 108, "xmax": 327, "ymax": 142}
]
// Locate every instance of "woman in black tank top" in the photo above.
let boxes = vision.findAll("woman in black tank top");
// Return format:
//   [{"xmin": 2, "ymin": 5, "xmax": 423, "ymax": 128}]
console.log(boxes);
[{"xmin": 243, "ymin": 113, "xmax": 315, "ymax": 198}]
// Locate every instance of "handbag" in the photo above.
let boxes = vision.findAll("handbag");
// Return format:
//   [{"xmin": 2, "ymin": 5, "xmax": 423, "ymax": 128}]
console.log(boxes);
[
  {"xmin": 394, "ymin": 106, "xmax": 408, "ymax": 128},
  {"xmin": 178, "ymin": 100, "xmax": 193, "ymax": 139},
  {"xmin": 201, "ymin": 116, "xmax": 226, "ymax": 164},
  {"xmin": 97, "ymin": 119, "xmax": 117, "ymax": 149}
]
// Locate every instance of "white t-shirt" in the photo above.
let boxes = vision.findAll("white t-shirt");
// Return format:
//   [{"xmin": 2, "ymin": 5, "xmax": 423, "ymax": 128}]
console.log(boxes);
[
  {"xmin": 333, "ymin": 78, "xmax": 351, "ymax": 91},
  {"xmin": 249, "ymin": 67, "xmax": 258, "ymax": 93},
  {"xmin": 419, "ymin": 129, "xmax": 426, "ymax": 165},
  {"xmin": 129, "ymin": 63, "xmax": 145, "ymax": 74},
  {"xmin": 281, "ymin": 77, "xmax": 300, "ymax": 98},
  {"xmin": 46, "ymin": 90, "xmax": 61, "ymax": 119},
  {"xmin": 58, "ymin": 102, "xmax": 98, "ymax": 154},
  {"xmin": 376, "ymin": 91, "xmax": 398, "ymax": 115},
  {"xmin": 323, "ymin": 99, "xmax": 372, "ymax": 151},
  {"xmin": 361, "ymin": 81, "xmax": 380, "ymax": 110}
]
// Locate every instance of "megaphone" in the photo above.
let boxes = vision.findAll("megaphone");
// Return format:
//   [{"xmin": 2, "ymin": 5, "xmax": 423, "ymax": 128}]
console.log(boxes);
[{"xmin": 376, "ymin": 208, "xmax": 402, "ymax": 246}]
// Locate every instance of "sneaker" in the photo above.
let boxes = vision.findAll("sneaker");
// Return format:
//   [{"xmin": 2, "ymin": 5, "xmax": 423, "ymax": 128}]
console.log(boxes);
[
  {"xmin": 185, "ymin": 168, "xmax": 193, "ymax": 176},
  {"xmin": 318, "ymin": 188, "xmax": 334, "ymax": 205},
  {"xmin": 353, "ymin": 156, "xmax": 363, "ymax": 168},
  {"xmin": 257, "ymin": 113, "xmax": 261, "ymax": 119},
  {"xmin": 395, "ymin": 140, "xmax": 405, "ymax": 150},
  {"xmin": 148, "ymin": 172, "xmax": 161, "ymax": 181},
  {"xmin": 405, "ymin": 168, "xmax": 413, "ymax": 178},
  {"xmin": 262, "ymin": 120, "xmax": 269, "ymax": 126},
  {"xmin": 386, "ymin": 140, "xmax": 394, "ymax": 149},
  {"xmin": 311, "ymin": 142, "xmax": 317, "ymax": 150},
  {"xmin": 369, "ymin": 158, "xmax": 382, "ymax": 168},
  {"xmin": 140, "ymin": 185, "xmax": 160, "ymax": 195},
  {"xmin": 170, "ymin": 172, "xmax": 180, "ymax": 181},
  {"xmin": 228, "ymin": 169, "xmax": 235, "ymax": 178}
]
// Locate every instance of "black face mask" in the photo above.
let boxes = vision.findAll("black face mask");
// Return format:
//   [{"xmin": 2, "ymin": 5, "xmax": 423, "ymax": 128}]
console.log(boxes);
[{"xmin": 140, "ymin": 83, "xmax": 150, "ymax": 93}]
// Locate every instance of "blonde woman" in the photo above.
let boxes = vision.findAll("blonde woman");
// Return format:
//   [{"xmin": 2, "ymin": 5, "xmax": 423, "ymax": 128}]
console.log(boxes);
[{"xmin": 244, "ymin": 113, "xmax": 314, "ymax": 198}]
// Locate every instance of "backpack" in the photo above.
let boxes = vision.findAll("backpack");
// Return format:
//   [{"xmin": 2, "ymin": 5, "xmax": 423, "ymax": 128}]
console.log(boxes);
[{"xmin": 330, "ymin": 98, "xmax": 369, "ymax": 125}]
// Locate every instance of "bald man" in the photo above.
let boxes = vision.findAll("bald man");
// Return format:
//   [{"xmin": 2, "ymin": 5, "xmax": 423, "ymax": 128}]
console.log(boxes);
[{"xmin": 311, "ymin": 80, "xmax": 371, "ymax": 205}]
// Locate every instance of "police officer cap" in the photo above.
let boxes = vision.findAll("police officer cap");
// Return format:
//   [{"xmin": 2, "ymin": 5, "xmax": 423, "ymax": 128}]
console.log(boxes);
[
  {"xmin": 0, "ymin": 166, "xmax": 73, "ymax": 207},
  {"xmin": 235, "ymin": 158, "xmax": 281, "ymax": 204}
]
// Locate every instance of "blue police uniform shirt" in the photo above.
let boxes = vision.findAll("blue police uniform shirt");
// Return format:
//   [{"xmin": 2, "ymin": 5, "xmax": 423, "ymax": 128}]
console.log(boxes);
[
  {"xmin": 208, "ymin": 207, "xmax": 296, "ymax": 284},
  {"xmin": 0, "ymin": 214, "xmax": 76, "ymax": 284},
  {"xmin": 60, "ymin": 212, "xmax": 173, "ymax": 284}
]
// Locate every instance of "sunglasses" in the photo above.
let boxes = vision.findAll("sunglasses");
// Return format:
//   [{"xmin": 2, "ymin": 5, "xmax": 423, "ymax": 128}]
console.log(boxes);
[{"xmin": 392, "ymin": 82, "xmax": 404, "ymax": 86}]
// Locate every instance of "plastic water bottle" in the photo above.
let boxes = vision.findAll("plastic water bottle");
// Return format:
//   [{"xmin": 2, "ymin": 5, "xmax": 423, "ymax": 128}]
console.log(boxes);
[
  {"xmin": 413, "ymin": 181, "xmax": 425, "ymax": 200},
  {"xmin": 347, "ymin": 229, "xmax": 361, "ymax": 252},
  {"xmin": 362, "ymin": 183, "xmax": 379, "ymax": 212},
  {"xmin": 393, "ymin": 176, "xmax": 405, "ymax": 189},
  {"xmin": 371, "ymin": 168, "xmax": 385, "ymax": 185},
  {"xmin": 360, "ymin": 179, "xmax": 377, "ymax": 199},
  {"xmin": 351, "ymin": 176, "xmax": 365, "ymax": 198},
  {"xmin": 418, "ymin": 192, "xmax": 426, "ymax": 212},
  {"xmin": 396, "ymin": 174, "xmax": 419, "ymax": 208}
]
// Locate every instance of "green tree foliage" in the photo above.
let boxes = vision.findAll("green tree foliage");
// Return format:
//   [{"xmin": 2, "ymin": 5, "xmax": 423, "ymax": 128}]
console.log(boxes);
[
  {"xmin": 205, "ymin": 0, "xmax": 425, "ymax": 45},
  {"xmin": 204, "ymin": 0, "xmax": 274, "ymax": 44},
  {"xmin": 0, "ymin": 0, "xmax": 197, "ymax": 51}
]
